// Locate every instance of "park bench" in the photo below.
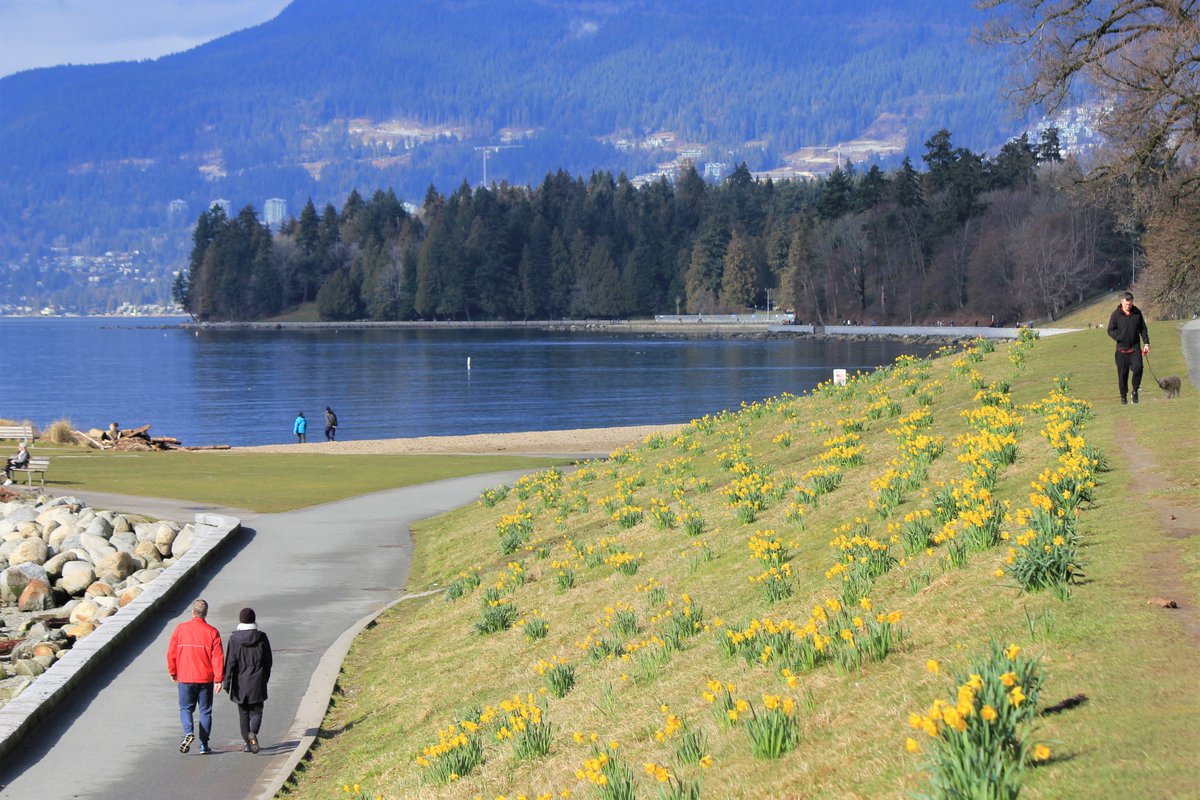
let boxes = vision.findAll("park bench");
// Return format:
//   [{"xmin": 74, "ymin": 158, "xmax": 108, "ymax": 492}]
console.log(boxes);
[
  {"xmin": 0, "ymin": 424, "xmax": 44, "ymax": 486},
  {"xmin": 0, "ymin": 424, "xmax": 33, "ymax": 443},
  {"xmin": 11, "ymin": 456, "xmax": 50, "ymax": 486}
]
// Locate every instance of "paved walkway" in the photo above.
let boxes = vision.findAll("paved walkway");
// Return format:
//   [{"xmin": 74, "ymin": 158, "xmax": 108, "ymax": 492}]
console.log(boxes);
[{"xmin": 0, "ymin": 470, "xmax": 532, "ymax": 800}]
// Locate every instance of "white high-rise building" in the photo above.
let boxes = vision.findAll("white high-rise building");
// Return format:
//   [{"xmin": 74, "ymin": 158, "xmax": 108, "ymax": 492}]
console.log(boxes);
[{"xmin": 265, "ymin": 197, "xmax": 287, "ymax": 229}]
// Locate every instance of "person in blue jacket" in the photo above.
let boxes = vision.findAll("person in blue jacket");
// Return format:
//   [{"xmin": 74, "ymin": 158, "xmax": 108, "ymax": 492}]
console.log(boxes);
[{"xmin": 292, "ymin": 412, "xmax": 307, "ymax": 443}]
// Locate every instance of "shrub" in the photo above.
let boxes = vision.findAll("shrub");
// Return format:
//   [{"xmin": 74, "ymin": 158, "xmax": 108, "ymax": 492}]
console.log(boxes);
[{"xmin": 41, "ymin": 419, "xmax": 74, "ymax": 444}]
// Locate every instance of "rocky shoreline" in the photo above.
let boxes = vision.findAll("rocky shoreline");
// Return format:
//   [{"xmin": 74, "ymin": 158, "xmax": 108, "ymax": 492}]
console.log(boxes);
[{"xmin": 0, "ymin": 493, "xmax": 192, "ymax": 707}]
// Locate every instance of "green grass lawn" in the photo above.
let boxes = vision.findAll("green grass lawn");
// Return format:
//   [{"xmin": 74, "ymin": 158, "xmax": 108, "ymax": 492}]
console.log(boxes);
[
  {"xmin": 276, "ymin": 312, "xmax": 1199, "ymax": 799},
  {"xmin": 19, "ymin": 447, "xmax": 570, "ymax": 513}
]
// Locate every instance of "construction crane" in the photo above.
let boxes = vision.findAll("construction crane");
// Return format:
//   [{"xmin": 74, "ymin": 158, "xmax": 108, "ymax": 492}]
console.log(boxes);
[{"xmin": 474, "ymin": 144, "xmax": 523, "ymax": 187}]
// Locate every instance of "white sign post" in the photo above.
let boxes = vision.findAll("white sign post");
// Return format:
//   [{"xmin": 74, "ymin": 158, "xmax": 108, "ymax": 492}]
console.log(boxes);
[{"xmin": 833, "ymin": 368, "xmax": 848, "ymax": 386}]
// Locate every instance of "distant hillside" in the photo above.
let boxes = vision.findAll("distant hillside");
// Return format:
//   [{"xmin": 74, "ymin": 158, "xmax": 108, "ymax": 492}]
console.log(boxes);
[{"xmin": 0, "ymin": 0, "xmax": 1023, "ymax": 291}]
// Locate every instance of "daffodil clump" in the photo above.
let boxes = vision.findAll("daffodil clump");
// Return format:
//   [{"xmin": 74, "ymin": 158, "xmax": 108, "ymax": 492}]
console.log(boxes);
[
  {"xmin": 802, "ymin": 463, "xmax": 844, "ymax": 498},
  {"xmin": 613, "ymin": 503, "xmax": 645, "ymax": 529},
  {"xmin": 893, "ymin": 509, "xmax": 935, "ymax": 556},
  {"xmin": 494, "ymin": 692, "xmax": 555, "ymax": 761},
  {"xmin": 1002, "ymin": 385, "xmax": 1099, "ymax": 596},
  {"xmin": 444, "ymin": 565, "xmax": 483, "ymax": 601},
  {"xmin": 532, "ymin": 655, "xmax": 576, "ymax": 698},
  {"xmin": 479, "ymin": 484, "xmax": 511, "ymax": 507},
  {"xmin": 827, "ymin": 520, "xmax": 895, "ymax": 602},
  {"xmin": 722, "ymin": 468, "xmax": 777, "ymax": 523},
  {"xmin": 604, "ymin": 548, "xmax": 642, "ymax": 576},
  {"xmin": 649, "ymin": 593, "xmax": 706, "ymax": 646},
  {"xmin": 864, "ymin": 390, "xmax": 902, "ymax": 420},
  {"xmin": 716, "ymin": 597, "xmax": 903, "ymax": 673},
  {"xmin": 576, "ymin": 741, "xmax": 635, "ymax": 800},
  {"xmin": 497, "ymin": 506, "xmax": 535, "ymax": 555},
  {"xmin": 906, "ymin": 642, "xmax": 1047, "ymax": 800},
  {"xmin": 521, "ymin": 608, "xmax": 550, "ymax": 640},
  {"xmin": 648, "ymin": 497, "xmax": 677, "ymax": 529},
  {"xmin": 416, "ymin": 718, "xmax": 486, "ymax": 785}
]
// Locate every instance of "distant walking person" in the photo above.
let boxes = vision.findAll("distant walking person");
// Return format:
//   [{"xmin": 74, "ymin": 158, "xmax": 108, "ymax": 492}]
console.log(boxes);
[
  {"xmin": 222, "ymin": 607, "xmax": 273, "ymax": 754},
  {"xmin": 1107, "ymin": 291, "xmax": 1151, "ymax": 404},
  {"xmin": 293, "ymin": 411, "xmax": 307, "ymax": 443},
  {"xmin": 3, "ymin": 441, "xmax": 29, "ymax": 485},
  {"xmin": 167, "ymin": 598, "xmax": 224, "ymax": 755},
  {"xmin": 324, "ymin": 406, "xmax": 338, "ymax": 441}
]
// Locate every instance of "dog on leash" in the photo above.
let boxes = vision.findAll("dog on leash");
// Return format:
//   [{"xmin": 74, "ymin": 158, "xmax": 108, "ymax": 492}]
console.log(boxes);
[{"xmin": 1158, "ymin": 375, "xmax": 1182, "ymax": 399}]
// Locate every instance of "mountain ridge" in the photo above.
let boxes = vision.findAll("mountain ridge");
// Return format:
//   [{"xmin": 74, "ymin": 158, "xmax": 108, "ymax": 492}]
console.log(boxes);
[{"xmin": 0, "ymin": 0, "xmax": 1025, "ymax": 305}]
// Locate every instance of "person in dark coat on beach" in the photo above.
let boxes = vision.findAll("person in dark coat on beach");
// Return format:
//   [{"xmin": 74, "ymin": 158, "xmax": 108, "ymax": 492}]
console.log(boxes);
[
  {"xmin": 324, "ymin": 406, "xmax": 338, "ymax": 441},
  {"xmin": 222, "ymin": 607, "xmax": 273, "ymax": 754}
]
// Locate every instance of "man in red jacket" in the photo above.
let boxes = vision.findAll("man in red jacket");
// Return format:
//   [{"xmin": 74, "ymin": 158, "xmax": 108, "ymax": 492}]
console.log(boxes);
[{"xmin": 167, "ymin": 598, "xmax": 225, "ymax": 754}]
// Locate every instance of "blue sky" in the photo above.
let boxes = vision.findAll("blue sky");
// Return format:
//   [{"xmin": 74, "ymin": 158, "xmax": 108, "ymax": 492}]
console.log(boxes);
[{"xmin": 0, "ymin": 0, "xmax": 290, "ymax": 77}]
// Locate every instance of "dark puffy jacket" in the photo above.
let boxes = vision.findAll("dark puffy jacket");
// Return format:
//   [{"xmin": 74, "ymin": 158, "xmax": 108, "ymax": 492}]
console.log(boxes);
[
  {"xmin": 1107, "ymin": 304, "xmax": 1149, "ymax": 351},
  {"xmin": 222, "ymin": 627, "xmax": 273, "ymax": 704}
]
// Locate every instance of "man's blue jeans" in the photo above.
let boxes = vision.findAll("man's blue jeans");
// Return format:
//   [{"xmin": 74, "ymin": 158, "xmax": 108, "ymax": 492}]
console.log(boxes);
[{"xmin": 178, "ymin": 682, "xmax": 214, "ymax": 744}]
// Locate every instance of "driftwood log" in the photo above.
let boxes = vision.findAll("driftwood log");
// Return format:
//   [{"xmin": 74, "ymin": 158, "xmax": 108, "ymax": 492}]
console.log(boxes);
[{"xmin": 73, "ymin": 423, "xmax": 220, "ymax": 451}]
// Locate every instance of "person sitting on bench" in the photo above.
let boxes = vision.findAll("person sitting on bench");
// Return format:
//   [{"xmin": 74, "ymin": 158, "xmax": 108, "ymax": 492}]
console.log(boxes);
[{"xmin": 4, "ymin": 442, "xmax": 29, "ymax": 485}]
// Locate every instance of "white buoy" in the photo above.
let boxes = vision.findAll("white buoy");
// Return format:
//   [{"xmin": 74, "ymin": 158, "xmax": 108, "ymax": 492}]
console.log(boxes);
[{"xmin": 467, "ymin": 356, "xmax": 472, "ymax": 370}]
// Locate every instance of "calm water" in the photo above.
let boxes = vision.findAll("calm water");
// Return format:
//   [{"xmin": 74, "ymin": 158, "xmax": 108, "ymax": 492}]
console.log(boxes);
[{"xmin": 0, "ymin": 318, "xmax": 932, "ymax": 447}]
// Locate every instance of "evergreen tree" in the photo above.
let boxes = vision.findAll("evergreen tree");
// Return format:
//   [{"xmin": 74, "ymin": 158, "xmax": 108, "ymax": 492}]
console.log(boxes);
[{"xmin": 721, "ymin": 231, "xmax": 757, "ymax": 309}]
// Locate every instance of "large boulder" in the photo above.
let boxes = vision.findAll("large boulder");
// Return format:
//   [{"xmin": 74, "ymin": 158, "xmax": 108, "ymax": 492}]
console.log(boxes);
[
  {"xmin": 18, "ymin": 579, "xmax": 54, "ymax": 611},
  {"xmin": 134, "ymin": 540, "xmax": 163, "ymax": 565},
  {"xmin": 49, "ymin": 524, "xmax": 80, "ymax": 552},
  {"xmin": 2, "ymin": 562, "xmax": 49, "ymax": 601},
  {"xmin": 171, "ymin": 525, "xmax": 196, "ymax": 558},
  {"xmin": 85, "ymin": 581, "xmax": 114, "ymax": 598},
  {"xmin": 95, "ymin": 550, "xmax": 138, "ymax": 584},
  {"xmin": 8, "ymin": 537, "xmax": 49, "ymax": 567},
  {"xmin": 60, "ymin": 561, "xmax": 97, "ymax": 596},
  {"xmin": 3, "ymin": 507, "xmax": 38, "ymax": 526},
  {"xmin": 112, "ymin": 515, "xmax": 132, "ymax": 535},
  {"xmin": 79, "ymin": 533, "xmax": 116, "ymax": 563},
  {"xmin": 118, "ymin": 585, "xmax": 144, "ymax": 607},
  {"xmin": 43, "ymin": 551, "xmax": 79, "ymax": 580},
  {"xmin": 110, "ymin": 531, "xmax": 138, "ymax": 554},
  {"xmin": 63, "ymin": 621, "xmax": 95, "ymax": 640},
  {"xmin": 69, "ymin": 599, "xmax": 101, "ymax": 623},
  {"xmin": 154, "ymin": 523, "xmax": 179, "ymax": 556}
]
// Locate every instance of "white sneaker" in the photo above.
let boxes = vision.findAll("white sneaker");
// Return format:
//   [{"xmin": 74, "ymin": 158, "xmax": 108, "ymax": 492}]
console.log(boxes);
[{"xmin": 3, "ymin": 479, "xmax": 12, "ymax": 486}]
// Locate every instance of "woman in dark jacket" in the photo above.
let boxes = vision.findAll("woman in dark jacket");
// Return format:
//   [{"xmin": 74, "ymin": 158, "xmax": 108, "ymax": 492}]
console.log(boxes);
[{"xmin": 222, "ymin": 607, "xmax": 273, "ymax": 753}]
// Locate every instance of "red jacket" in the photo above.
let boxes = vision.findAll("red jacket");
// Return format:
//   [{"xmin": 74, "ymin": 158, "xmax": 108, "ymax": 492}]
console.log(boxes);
[{"xmin": 167, "ymin": 616, "xmax": 224, "ymax": 683}]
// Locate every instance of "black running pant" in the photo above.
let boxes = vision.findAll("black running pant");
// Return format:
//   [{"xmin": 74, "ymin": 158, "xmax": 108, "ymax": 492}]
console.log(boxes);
[
  {"xmin": 237, "ymin": 701, "xmax": 264, "ymax": 741},
  {"xmin": 1115, "ymin": 348, "xmax": 1143, "ymax": 399}
]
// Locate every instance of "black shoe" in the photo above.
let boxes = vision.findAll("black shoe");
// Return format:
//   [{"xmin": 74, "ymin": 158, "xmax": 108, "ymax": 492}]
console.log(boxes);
[
  {"xmin": 197, "ymin": 742, "xmax": 211, "ymax": 754},
  {"xmin": 179, "ymin": 733, "xmax": 194, "ymax": 753},
  {"xmin": 1132, "ymin": 392, "xmax": 1139, "ymax": 404},
  {"xmin": 243, "ymin": 742, "xmax": 253, "ymax": 752},
  {"xmin": 1121, "ymin": 397, "xmax": 1128, "ymax": 404},
  {"xmin": 248, "ymin": 733, "xmax": 259, "ymax": 754}
]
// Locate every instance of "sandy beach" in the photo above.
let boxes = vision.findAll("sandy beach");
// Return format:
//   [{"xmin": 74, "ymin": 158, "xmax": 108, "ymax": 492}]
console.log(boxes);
[{"xmin": 236, "ymin": 423, "xmax": 686, "ymax": 457}]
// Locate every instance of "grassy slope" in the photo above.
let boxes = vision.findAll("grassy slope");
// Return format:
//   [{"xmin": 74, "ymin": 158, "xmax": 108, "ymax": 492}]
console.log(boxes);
[
  {"xmin": 278, "ymin": 321, "xmax": 1199, "ymax": 800},
  {"xmin": 15, "ymin": 447, "xmax": 568, "ymax": 513}
]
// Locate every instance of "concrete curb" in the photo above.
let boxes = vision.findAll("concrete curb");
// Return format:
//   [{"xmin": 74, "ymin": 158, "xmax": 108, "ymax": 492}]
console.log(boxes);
[
  {"xmin": 256, "ymin": 587, "xmax": 442, "ymax": 800},
  {"xmin": 0, "ymin": 512, "xmax": 241, "ymax": 761}
]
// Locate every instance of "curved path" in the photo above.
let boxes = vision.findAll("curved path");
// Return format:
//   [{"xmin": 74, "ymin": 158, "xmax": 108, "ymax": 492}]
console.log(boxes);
[{"xmin": 0, "ymin": 469, "xmax": 534, "ymax": 800}]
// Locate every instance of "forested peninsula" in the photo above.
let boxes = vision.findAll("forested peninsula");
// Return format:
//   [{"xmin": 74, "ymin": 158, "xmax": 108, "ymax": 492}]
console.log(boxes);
[{"xmin": 176, "ymin": 129, "xmax": 1128, "ymax": 326}]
